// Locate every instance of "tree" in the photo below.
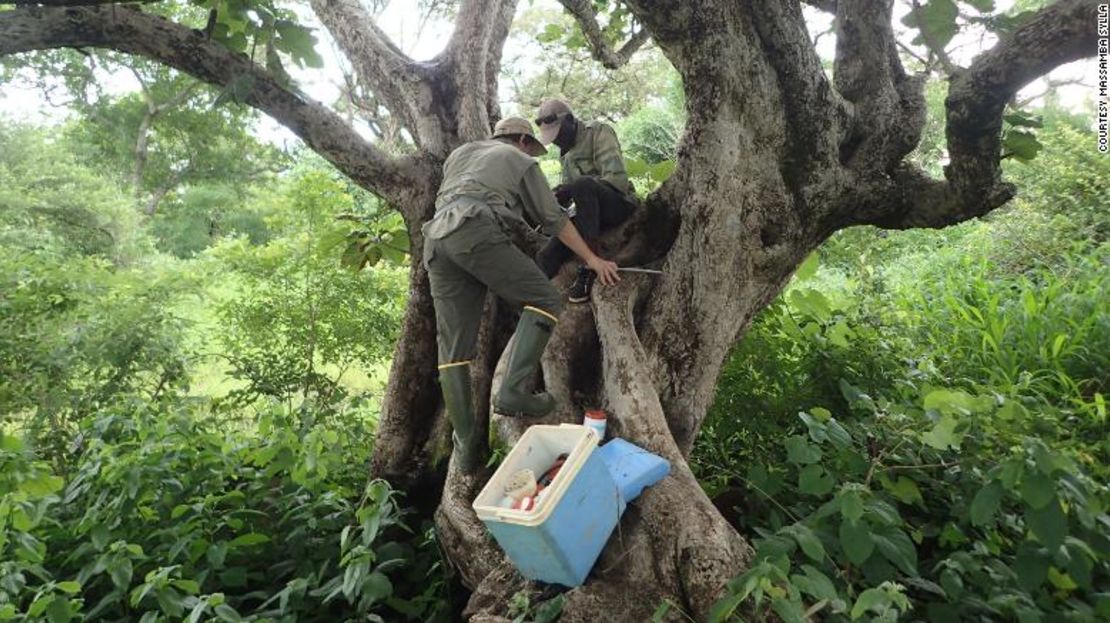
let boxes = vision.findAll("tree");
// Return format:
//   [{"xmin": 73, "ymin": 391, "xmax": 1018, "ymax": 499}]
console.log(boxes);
[{"xmin": 1, "ymin": 0, "xmax": 1099, "ymax": 619}]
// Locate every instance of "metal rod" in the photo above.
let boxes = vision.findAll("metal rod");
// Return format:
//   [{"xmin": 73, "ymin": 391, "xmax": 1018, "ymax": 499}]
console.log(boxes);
[{"xmin": 617, "ymin": 267, "xmax": 663, "ymax": 275}]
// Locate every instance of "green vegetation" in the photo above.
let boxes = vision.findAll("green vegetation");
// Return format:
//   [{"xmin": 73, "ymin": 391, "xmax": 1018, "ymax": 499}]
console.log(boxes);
[
  {"xmin": 1, "ymin": 31, "xmax": 1106, "ymax": 620},
  {"xmin": 697, "ymin": 113, "xmax": 1109, "ymax": 622}
]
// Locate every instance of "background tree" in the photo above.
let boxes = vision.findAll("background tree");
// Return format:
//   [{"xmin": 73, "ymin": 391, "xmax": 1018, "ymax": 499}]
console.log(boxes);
[{"xmin": 0, "ymin": 0, "xmax": 1101, "ymax": 620}]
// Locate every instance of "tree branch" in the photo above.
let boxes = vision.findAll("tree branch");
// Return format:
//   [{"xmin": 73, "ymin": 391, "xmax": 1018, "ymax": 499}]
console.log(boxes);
[
  {"xmin": 444, "ymin": 0, "xmax": 520, "ymax": 141},
  {"xmin": 869, "ymin": 0, "xmax": 1100, "ymax": 229},
  {"xmin": 802, "ymin": 0, "xmax": 838, "ymax": 13},
  {"xmin": 308, "ymin": 0, "xmax": 422, "ymax": 138},
  {"xmin": 0, "ymin": 5, "xmax": 417, "ymax": 203},
  {"xmin": 555, "ymin": 0, "xmax": 650, "ymax": 69},
  {"xmin": 834, "ymin": 0, "xmax": 927, "ymax": 171}
]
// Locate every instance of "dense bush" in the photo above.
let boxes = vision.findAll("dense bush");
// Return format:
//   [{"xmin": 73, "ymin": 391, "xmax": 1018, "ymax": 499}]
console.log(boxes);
[
  {"xmin": 698, "ymin": 118, "xmax": 1109, "ymax": 621},
  {"xmin": 0, "ymin": 400, "xmax": 449, "ymax": 623}
]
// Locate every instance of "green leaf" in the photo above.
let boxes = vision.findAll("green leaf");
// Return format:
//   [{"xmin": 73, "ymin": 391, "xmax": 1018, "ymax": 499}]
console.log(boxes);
[
  {"xmin": 649, "ymin": 160, "xmax": 675, "ymax": 182},
  {"xmin": 851, "ymin": 588, "xmax": 888, "ymax": 620},
  {"xmin": 785, "ymin": 436, "xmax": 821, "ymax": 465},
  {"xmin": 964, "ymin": 0, "xmax": 994, "ymax": 12},
  {"xmin": 839, "ymin": 488, "xmax": 865, "ymax": 523},
  {"xmin": 214, "ymin": 604, "xmax": 243, "ymax": 622},
  {"xmin": 56, "ymin": 581, "xmax": 81, "ymax": 594},
  {"xmin": 20, "ymin": 473, "xmax": 64, "ymax": 497},
  {"xmin": 921, "ymin": 414, "xmax": 962, "ymax": 450},
  {"xmin": 907, "ymin": 0, "xmax": 959, "ymax": 49},
  {"xmin": 970, "ymin": 481, "xmax": 1004, "ymax": 526},
  {"xmin": 886, "ymin": 476, "xmax": 923, "ymax": 505},
  {"xmin": 274, "ymin": 21, "xmax": 323, "ymax": 68},
  {"xmin": 799, "ymin": 465, "xmax": 834, "ymax": 496},
  {"xmin": 362, "ymin": 571, "xmax": 393, "ymax": 603},
  {"xmin": 1003, "ymin": 129, "xmax": 1043, "ymax": 162},
  {"xmin": 533, "ymin": 594, "xmax": 566, "ymax": 623},
  {"xmin": 786, "ymin": 524, "xmax": 825, "ymax": 562},
  {"xmin": 1027, "ymin": 500, "xmax": 1067, "ymax": 551},
  {"xmin": 0, "ymin": 604, "xmax": 16, "ymax": 620},
  {"xmin": 1047, "ymin": 567, "xmax": 1078, "ymax": 590},
  {"xmin": 827, "ymin": 320, "xmax": 853, "ymax": 348},
  {"xmin": 771, "ymin": 596, "xmax": 807, "ymax": 623},
  {"xmin": 923, "ymin": 388, "xmax": 980, "ymax": 414},
  {"xmin": 791, "ymin": 565, "xmax": 839, "ymax": 603},
  {"xmin": 840, "ymin": 520, "xmax": 875, "ymax": 566},
  {"xmin": 625, "ymin": 157, "xmax": 649, "ymax": 178},
  {"xmin": 45, "ymin": 597, "xmax": 74, "ymax": 623},
  {"xmin": 1014, "ymin": 543, "xmax": 1048, "ymax": 591},
  {"xmin": 1021, "ymin": 473, "xmax": 1055, "ymax": 510},
  {"xmin": 228, "ymin": 533, "xmax": 270, "ymax": 548},
  {"xmin": 1004, "ymin": 111, "xmax": 1043, "ymax": 128},
  {"xmin": 872, "ymin": 526, "xmax": 918, "ymax": 576},
  {"xmin": 795, "ymin": 253, "xmax": 819, "ymax": 281}
]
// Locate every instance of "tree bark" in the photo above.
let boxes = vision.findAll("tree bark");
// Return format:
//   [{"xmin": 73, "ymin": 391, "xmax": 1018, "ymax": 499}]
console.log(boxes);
[{"xmin": 0, "ymin": 0, "xmax": 1100, "ymax": 620}]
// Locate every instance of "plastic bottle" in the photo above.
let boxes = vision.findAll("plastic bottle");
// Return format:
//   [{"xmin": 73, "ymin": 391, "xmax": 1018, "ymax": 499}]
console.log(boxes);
[{"xmin": 583, "ymin": 409, "xmax": 606, "ymax": 443}]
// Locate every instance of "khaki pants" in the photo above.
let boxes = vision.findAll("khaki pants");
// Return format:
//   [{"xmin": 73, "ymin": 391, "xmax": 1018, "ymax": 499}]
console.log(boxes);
[{"xmin": 425, "ymin": 212, "xmax": 562, "ymax": 364}]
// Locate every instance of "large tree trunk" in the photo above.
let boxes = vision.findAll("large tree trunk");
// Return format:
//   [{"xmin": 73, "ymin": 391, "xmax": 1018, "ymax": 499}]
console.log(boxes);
[{"xmin": 0, "ymin": 0, "xmax": 1099, "ymax": 620}]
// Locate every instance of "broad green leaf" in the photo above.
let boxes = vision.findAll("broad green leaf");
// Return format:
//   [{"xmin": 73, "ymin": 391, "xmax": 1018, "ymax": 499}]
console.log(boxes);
[
  {"xmin": 795, "ymin": 253, "xmax": 819, "ymax": 281},
  {"xmin": 827, "ymin": 320, "xmax": 853, "ymax": 348},
  {"xmin": 872, "ymin": 526, "xmax": 918, "ymax": 576},
  {"xmin": 1047, "ymin": 567, "xmax": 1078, "ymax": 590},
  {"xmin": 791, "ymin": 565, "xmax": 838, "ymax": 603},
  {"xmin": 886, "ymin": 476, "xmax": 923, "ymax": 505},
  {"xmin": 964, "ymin": 0, "xmax": 995, "ymax": 12},
  {"xmin": 840, "ymin": 520, "xmax": 875, "ymax": 566},
  {"xmin": 1003, "ymin": 130, "xmax": 1043, "ymax": 162},
  {"xmin": 921, "ymin": 414, "xmax": 962, "ymax": 450},
  {"xmin": 786, "ymin": 524, "xmax": 825, "ymax": 562},
  {"xmin": 45, "ymin": 597, "xmax": 74, "ymax": 623},
  {"xmin": 533, "ymin": 593, "xmax": 566, "ymax": 623},
  {"xmin": 970, "ymin": 482, "xmax": 1004, "ymax": 526},
  {"xmin": 56, "ymin": 581, "xmax": 81, "ymax": 594},
  {"xmin": 907, "ymin": 0, "xmax": 959, "ymax": 49},
  {"xmin": 228, "ymin": 533, "xmax": 270, "ymax": 548},
  {"xmin": 1027, "ymin": 500, "xmax": 1067, "ymax": 551},
  {"xmin": 1014, "ymin": 543, "xmax": 1048, "ymax": 591},
  {"xmin": 839, "ymin": 488, "xmax": 865, "ymax": 523},
  {"xmin": 1020, "ymin": 473, "xmax": 1055, "ymax": 510},
  {"xmin": 785, "ymin": 435, "xmax": 821, "ymax": 465},
  {"xmin": 649, "ymin": 160, "xmax": 675, "ymax": 182},
  {"xmin": 799, "ymin": 465, "xmax": 834, "ymax": 496},
  {"xmin": 771, "ymin": 596, "xmax": 807, "ymax": 623},
  {"xmin": 851, "ymin": 588, "xmax": 888, "ymax": 620},
  {"xmin": 20, "ymin": 473, "xmax": 64, "ymax": 497},
  {"xmin": 922, "ymin": 388, "xmax": 979, "ymax": 414}
]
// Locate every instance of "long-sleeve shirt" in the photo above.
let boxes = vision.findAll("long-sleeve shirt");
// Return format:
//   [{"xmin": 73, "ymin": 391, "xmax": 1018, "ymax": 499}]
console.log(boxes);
[
  {"xmin": 423, "ymin": 140, "xmax": 569, "ymax": 241},
  {"xmin": 560, "ymin": 121, "xmax": 632, "ymax": 197}
]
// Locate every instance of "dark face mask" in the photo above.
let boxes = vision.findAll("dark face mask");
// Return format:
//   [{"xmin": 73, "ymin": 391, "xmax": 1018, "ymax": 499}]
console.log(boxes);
[{"xmin": 554, "ymin": 114, "xmax": 578, "ymax": 152}]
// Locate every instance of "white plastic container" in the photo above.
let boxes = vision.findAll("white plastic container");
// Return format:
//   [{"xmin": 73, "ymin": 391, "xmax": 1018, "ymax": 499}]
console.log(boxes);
[
  {"xmin": 582, "ymin": 409, "xmax": 606, "ymax": 443},
  {"xmin": 473, "ymin": 424, "xmax": 623, "ymax": 586}
]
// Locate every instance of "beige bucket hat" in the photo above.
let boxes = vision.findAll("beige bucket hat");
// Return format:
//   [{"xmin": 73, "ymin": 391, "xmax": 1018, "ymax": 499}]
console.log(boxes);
[{"xmin": 492, "ymin": 116, "xmax": 547, "ymax": 157}]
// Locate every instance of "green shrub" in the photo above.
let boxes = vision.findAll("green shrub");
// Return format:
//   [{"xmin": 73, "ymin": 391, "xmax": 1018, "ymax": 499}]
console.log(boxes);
[{"xmin": 0, "ymin": 401, "xmax": 449, "ymax": 623}]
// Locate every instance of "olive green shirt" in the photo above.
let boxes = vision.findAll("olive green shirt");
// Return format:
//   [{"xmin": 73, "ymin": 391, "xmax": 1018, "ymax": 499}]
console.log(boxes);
[
  {"xmin": 560, "ymin": 121, "xmax": 632, "ymax": 196},
  {"xmin": 424, "ymin": 139, "xmax": 569, "ymax": 240}
]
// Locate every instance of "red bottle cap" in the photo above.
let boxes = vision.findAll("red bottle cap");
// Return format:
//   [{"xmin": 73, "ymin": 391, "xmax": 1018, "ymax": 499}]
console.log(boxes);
[{"xmin": 584, "ymin": 409, "xmax": 606, "ymax": 421}]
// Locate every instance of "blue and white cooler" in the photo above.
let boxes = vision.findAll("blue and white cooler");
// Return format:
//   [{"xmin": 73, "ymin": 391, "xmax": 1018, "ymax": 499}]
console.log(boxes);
[{"xmin": 473, "ymin": 424, "xmax": 670, "ymax": 587}]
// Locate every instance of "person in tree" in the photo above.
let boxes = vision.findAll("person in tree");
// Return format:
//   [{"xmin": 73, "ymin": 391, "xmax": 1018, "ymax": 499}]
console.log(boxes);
[
  {"xmin": 424, "ymin": 116, "xmax": 620, "ymax": 473},
  {"xmin": 533, "ymin": 98, "xmax": 638, "ymax": 302}
]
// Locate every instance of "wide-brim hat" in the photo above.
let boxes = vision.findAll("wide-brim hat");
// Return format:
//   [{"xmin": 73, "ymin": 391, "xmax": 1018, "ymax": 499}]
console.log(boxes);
[
  {"xmin": 535, "ymin": 98, "xmax": 572, "ymax": 145},
  {"xmin": 492, "ymin": 116, "xmax": 547, "ymax": 157}
]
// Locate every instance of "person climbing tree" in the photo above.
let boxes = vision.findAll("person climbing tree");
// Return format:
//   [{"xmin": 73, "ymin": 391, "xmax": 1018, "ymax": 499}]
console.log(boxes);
[
  {"xmin": 424, "ymin": 116, "xmax": 619, "ymax": 473},
  {"xmin": 534, "ymin": 98, "xmax": 639, "ymax": 303}
]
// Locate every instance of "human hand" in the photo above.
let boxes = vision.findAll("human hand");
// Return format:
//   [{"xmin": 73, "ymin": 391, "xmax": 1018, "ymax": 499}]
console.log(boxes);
[
  {"xmin": 553, "ymin": 184, "xmax": 573, "ymax": 207},
  {"xmin": 587, "ymin": 256, "xmax": 620, "ymax": 286}
]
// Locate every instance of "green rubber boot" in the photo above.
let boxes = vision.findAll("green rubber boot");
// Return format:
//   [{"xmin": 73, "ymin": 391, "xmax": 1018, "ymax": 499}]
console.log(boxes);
[
  {"xmin": 439, "ymin": 363, "xmax": 480, "ymax": 473},
  {"xmin": 494, "ymin": 308, "xmax": 557, "ymax": 417}
]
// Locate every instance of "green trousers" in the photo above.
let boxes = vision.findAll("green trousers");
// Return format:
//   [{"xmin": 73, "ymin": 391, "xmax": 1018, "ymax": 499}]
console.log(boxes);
[{"xmin": 425, "ymin": 211, "xmax": 563, "ymax": 366}]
